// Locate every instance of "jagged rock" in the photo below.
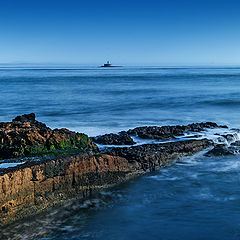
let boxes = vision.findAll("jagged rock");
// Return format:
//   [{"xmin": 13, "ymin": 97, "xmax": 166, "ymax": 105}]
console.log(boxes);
[
  {"xmin": 94, "ymin": 122, "xmax": 225, "ymax": 145},
  {"xmin": 0, "ymin": 113, "xmax": 98, "ymax": 159},
  {"xmin": 127, "ymin": 122, "xmax": 225, "ymax": 140},
  {"xmin": 92, "ymin": 131, "xmax": 135, "ymax": 145},
  {"xmin": 205, "ymin": 144, "xmax": 235, "ymax": 156},
  {"xmin": 12, "ymin": 113, "xmax": 36, "ymax": 122},
  {"xmin": 107, "ymin": 139, "xmax": 213, "ymax": 171}
]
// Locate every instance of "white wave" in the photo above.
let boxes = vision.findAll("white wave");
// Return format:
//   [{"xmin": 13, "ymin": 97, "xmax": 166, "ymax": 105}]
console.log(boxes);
[
  {"xmin": 176, "ymin": 127, "xmax": 240, "ymax": 151},
  {"xmin": 147, "ymin": 174, "xmax": 182, "ymax": 181},
  {"xmin": 177, "ymin": 149, "xmax": 209, "ymax": 165},
  {"xmin": 0, "ymin": 162, "xmax": 25, "ymax": 169}
]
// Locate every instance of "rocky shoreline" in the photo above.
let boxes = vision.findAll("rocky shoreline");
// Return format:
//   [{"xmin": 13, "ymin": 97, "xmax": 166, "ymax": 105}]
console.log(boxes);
[{"xmin": 0, "ymin": 114, "xmax": 238, "ymax": 226}]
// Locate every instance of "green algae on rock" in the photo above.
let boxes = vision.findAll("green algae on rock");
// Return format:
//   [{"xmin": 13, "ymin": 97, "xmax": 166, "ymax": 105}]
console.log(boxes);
[{"xmin": 0, "ymin": 113, "xmax": 98, "ymax": 159}]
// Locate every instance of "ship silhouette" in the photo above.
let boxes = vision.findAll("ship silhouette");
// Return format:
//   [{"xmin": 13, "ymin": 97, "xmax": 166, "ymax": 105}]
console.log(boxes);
[{"xmin": 100, "ymin": 61, "xmax": 121, "ymax": 67}]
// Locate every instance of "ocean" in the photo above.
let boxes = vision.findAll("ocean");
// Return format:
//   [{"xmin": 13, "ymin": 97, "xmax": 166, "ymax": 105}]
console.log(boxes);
[{"xmin": 1, "ymin": 66, "xmax": 240, "ymax": 239}]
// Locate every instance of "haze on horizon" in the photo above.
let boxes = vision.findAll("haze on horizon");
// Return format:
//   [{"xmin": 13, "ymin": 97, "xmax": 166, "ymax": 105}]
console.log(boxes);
[{"xmin": 1, "ymin": 0, "xmax": 240, "ymax": 66}]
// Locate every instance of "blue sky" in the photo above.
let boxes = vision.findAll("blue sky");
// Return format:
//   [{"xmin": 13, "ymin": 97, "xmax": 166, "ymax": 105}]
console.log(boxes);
[{"xmin": 0, "ymin": 0, "xmax": 240, "ymax": 66}]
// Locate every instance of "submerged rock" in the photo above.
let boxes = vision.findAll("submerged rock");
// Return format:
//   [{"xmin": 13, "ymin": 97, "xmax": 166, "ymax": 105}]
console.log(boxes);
[
  {"xmin": 92, "ymin": 131, "xmax": 135, "ymax": 145},
  {"xmin": 0, "ymin": 113, "xmax": 98, "ymax": 159},
  {"xmin": 205, "ymin": 144, "xmax": 235, "ymax": 156}
]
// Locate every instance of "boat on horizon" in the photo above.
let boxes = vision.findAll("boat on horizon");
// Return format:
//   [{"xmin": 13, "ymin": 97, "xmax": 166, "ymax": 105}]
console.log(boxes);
[{"xmin": 100, "ymin": 61, "xmax": 121, "ymax": 67}]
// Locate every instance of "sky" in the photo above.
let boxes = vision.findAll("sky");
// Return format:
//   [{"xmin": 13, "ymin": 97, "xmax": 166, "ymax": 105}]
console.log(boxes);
[{"xmin": 0, "ymin": 0, "xmax": 240, "ymax": 66}]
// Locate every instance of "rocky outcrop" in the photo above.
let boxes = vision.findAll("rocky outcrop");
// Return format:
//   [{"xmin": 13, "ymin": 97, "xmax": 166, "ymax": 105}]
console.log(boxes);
[
  {"xmin": 0, "ymin": 115, "xmax": 227, "ymax": 225},
  {"xmin": 107, "ymin": 139, "xmax": 213, "ymax": 171},
  {"xmin": 205, "ymin": 144, "xmax": 237, "ymax": 156},
  {"xmin": 0, "ymin": 153, "xmax": 139, "ymax": 225},
  {"xmin": 93, "ymin": 122, "xmax": 227, "ymax": 145},
  {"xmin": 0, "ymin": 138, "xmax": 213, "ymax": 225},
  {"xmin": 92, "ymin": 131, "xmax": 136, "ymax": 145},
  {"xmin": 0, "ymin": 113, "xmax": 98, "ymax": 160},
  {"xmin": 127, "ymin": 122, "xmax": 227, "ymax": 140}
]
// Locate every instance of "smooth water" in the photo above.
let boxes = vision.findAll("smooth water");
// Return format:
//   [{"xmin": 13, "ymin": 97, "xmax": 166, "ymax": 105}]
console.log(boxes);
[{"xmin": 1, "ymin": 67, "xmax": 240, "ymax": 240}]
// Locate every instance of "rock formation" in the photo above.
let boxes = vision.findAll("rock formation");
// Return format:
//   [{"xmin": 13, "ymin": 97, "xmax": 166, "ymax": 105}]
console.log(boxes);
[
  {"xmin": 107, "ymin": 139, "xmax": 212, "ymax": 171},
  {"xmin": 0, "ymin": 152, "xmax": 138, "ymax": 225},
  {"xmin": 93, "ymin": 122, "xmax": 227, "ymax": 145},
  {"xmin": 127, "ymin": 122, "xmax": 227, "ymax": 140},
  {"xmin": 0, "ymin": 114, "xmax": 230, "ymax": 225},
  {"xmin": 0, "ymin": 113, "xmax": 98, "ymax": 160},
  {"xmin": 92, "ymin": 131, "xmax": 136, "ymax": 145}
]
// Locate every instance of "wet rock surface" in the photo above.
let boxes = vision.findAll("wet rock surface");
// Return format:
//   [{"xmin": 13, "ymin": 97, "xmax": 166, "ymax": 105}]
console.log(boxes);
[
  {"xmin": 93, "ymin": 122, "xmax": 227, "ymax": 145},
  {"xmin": 127, "ymin": 122, "xmax": 227, "ymax": 140},
  {"xmin": 0, "ymin": 113, "xmax": 98, "ymax": 159},
  {"xmin": 107, "ymin": 139, "xmax": 213, "ymax": 171},
  {"xmin": 92, "ymin": 131, "xmax": 136, "ymax": 145},
  {"xmin": 205, "ymin": 144, "xmax": 237, "ymax": 156}
]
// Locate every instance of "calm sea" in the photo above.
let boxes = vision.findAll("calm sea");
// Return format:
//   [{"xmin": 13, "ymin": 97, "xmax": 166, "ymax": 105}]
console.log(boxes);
[{"xmin": 1, "ymin": 66, "xmax": 240, "ymax": 240}]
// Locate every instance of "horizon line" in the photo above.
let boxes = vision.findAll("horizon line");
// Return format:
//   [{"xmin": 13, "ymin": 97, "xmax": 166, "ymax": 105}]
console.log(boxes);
[{"xmin": 0, "ymin": 62, "xmax": 240, "ymax": 68}]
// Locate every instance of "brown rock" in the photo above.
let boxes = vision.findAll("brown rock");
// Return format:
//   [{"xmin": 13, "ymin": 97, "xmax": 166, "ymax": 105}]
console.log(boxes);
[
  {"xmin": 0, "ymin": 113, "xmax": 98, "ymax": 159},
  {"xmin": 0, "ymin": 152, "xmax": 138, "ymax": 225}
]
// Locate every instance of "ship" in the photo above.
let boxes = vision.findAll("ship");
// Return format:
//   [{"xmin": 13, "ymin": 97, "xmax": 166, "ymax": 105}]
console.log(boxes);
[{"xmin": 100, "ymin": 61, "xmax": 121, "ymax": 67}]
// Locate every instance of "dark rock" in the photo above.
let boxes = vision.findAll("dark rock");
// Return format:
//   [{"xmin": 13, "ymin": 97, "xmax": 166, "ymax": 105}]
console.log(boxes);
[
  {"xmin": 205, "ymin": 144, "xmax": 235, "ymax": 157},
  {"xmin": 12, "ymin": 113, "xmax": 36, "ymax": 122},
  {"xmin": 92, "ymin": 131, "xmax": 135, "ymax": 145},
  {"xmin": 219, "ymin": 125, "xmax": 228, "ymax": 128},
  {"xmin": 107, "ymin": 139, "xmax": 213, "ymax": 171},
  {"xmin": 230, "ymin": 128, "xmax": 240, "ymax": 132},
  {"xmin": 183, "ymin": 135, "xmax": 202, "ymax": 138},
  {"xmin": 94, "ymin": 122, "xmax": 225, "ymax": 145},
  {"xmin": 127, "ymin": 122, "xmax": 224, "ymax": 140}
]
